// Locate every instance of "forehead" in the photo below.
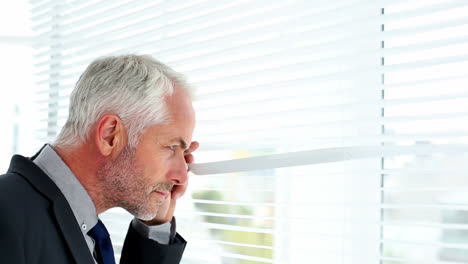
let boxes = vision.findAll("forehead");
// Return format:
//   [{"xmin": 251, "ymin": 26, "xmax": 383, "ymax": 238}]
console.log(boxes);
[
  {"xmin": 165, "ymin": 88, "xmax": 195, "ymax": 123},
  {"xmin": 157, "ymin": 89, "xmax": 195, "ymax": 141}
]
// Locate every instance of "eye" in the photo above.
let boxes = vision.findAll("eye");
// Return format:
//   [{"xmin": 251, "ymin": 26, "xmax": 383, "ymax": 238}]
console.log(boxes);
[{"xmin": 168, "ymin": 145, "xmax": 178, "ymax": 151}]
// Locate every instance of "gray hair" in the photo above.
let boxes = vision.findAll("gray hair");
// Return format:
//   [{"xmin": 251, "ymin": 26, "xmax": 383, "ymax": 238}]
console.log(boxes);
[{"xmin": 54, "ymin": 54, "xmax": 192, "ymax": 149}]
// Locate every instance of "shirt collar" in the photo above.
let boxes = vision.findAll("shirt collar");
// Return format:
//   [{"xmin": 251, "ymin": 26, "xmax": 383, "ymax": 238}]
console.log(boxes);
[{"xmin": 33, "ymin": 144, "xmax": 98, "ymax": 235}]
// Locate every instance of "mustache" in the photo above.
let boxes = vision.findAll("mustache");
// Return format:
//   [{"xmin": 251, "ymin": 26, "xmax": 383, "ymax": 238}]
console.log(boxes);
[{"xmin": 154, "ymin": 182, "xmax": 174, "ymax": 192}]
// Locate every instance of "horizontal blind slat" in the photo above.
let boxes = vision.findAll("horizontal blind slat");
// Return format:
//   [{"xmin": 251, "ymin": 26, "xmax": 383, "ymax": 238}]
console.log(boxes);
[
  {"xmin": 185, "ymin": 237, "xmax": 273, "ymax": 250},
  {"xmin": 32, "ymin": 0, "xmax": 142, "ymax": 30},
  {"xmin": 382, "ymin": 239, "xmax": 468, "ymax": 250},
  {"xmin": 189, "ymin": 145, "xmax": 468, "ymax": 175},
  {"xmin": 183, "ymin": 251, "xmax": 273, "ymax": 263},
  {"xmin": 33, "ymin": 0, "xmax": 281, "ymax": 45},
  {"xmin": 192, "ymin": 134, "xmax": 468, "ymax": 151},
  {"xmin": 186, "ymin": 198, "xmax": 468, "ymax": 210},
  {"xmin": 34, "ymin": 52, "xmax": 468, "ymax": 87},
  {"xmin": 177, "ymin": 210, "xmax": 468, "ymax": 231}
]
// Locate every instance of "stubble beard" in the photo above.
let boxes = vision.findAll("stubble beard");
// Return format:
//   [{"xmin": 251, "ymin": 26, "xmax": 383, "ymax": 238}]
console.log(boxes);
[{"xmin": 97, "ymin": 146, "xmax": 173, "ymax": 220}]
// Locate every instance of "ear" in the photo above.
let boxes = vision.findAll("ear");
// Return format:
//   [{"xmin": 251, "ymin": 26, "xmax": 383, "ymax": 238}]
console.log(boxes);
[{"xmin": 94, "ymin": 113, "xmax": 127, "ymax": 158}]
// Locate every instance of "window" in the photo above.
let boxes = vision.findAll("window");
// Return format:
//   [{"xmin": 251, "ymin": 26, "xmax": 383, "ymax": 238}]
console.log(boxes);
[
  {"xmin": 0, "ymin": 0, "xmax": 37, "ymax": 172},
  {"xmin": 29, "ymin": 0, "xmax": 468, "ymax": 263},
  {"xmin": 381, "ymin": 1, "xmax": 468, "ymax": 262}
]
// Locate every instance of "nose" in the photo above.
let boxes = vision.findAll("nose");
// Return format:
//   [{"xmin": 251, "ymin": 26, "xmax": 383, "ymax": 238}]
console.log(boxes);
[{"xmin": 167, "ymin": 155, "xmax": 188, "ymax": 185}]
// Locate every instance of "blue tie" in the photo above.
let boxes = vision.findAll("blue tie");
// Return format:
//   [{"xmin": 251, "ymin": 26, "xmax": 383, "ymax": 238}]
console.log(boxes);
[{"xmin": 88, "ymin": 220, "xmax": 116, "ymax": 264}]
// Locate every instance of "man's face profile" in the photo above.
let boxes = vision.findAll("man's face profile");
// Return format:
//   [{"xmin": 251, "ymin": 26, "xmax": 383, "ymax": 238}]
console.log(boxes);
[{"xmin": 97, "ymin": 87, "xmax": 195, "ymax": 220}]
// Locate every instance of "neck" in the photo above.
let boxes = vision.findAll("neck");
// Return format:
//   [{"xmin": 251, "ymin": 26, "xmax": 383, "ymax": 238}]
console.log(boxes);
[{"xmin": 54, "ymin": 143, "xmax": 111, "ymax": 215}]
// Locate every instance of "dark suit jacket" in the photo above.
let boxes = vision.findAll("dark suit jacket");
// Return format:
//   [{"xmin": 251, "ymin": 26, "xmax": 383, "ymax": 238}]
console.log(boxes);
[{"xmin": 0, "ymin": 154, "xmax": 186, "ymax": 264}]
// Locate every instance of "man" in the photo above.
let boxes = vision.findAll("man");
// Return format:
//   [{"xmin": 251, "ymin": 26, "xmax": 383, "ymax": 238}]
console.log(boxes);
[{"xmin": 0, "ymin": 55, "xmax": 199, "ymax": 264}]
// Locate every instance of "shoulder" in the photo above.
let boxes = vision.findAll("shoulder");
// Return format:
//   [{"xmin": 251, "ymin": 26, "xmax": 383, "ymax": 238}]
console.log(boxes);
[
  {"xmin": 0, "ymin": 172, "xmax": 33, "ymax": 199},
  {"xmin": 0, "ymin": 172, "xmax": 50, "ymax": 217}
]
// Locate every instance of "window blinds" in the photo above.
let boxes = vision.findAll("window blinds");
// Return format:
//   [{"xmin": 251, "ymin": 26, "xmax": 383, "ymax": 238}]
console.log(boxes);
[{"xmin": 30, "ymin": 0, "xmax": 468, "ymax": 263}]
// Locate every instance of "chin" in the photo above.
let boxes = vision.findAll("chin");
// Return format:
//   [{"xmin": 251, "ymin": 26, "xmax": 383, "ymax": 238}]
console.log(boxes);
[
  {"xmin": 123, "ymin": 202, "xmax": 159, "ymax": 221},
  {"xmin": 123, "ymin": 192, "xmax": 163, "ymax": 220},
  {"xmin": 134, "ymin": 210, "xmax": 158, "ymax": 221}
]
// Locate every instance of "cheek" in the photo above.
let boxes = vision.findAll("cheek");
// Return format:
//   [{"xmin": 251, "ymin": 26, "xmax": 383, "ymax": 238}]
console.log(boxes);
[
  {"xmin": 135, "ymin": 149, "xmax": 166, "ymax": 170},
  {"xmin": 142, "ymin": 159, "xmax": 170, "ymax": 180},
  {"xmin": 135, "ymin": 149, "xmax": 176, "ymax": 180}
]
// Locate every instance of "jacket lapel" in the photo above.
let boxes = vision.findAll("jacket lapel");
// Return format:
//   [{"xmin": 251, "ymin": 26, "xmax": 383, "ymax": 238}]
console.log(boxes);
[{"xmin": 8, "ymin": 154, "xmax": 96, "ymax": 264}]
